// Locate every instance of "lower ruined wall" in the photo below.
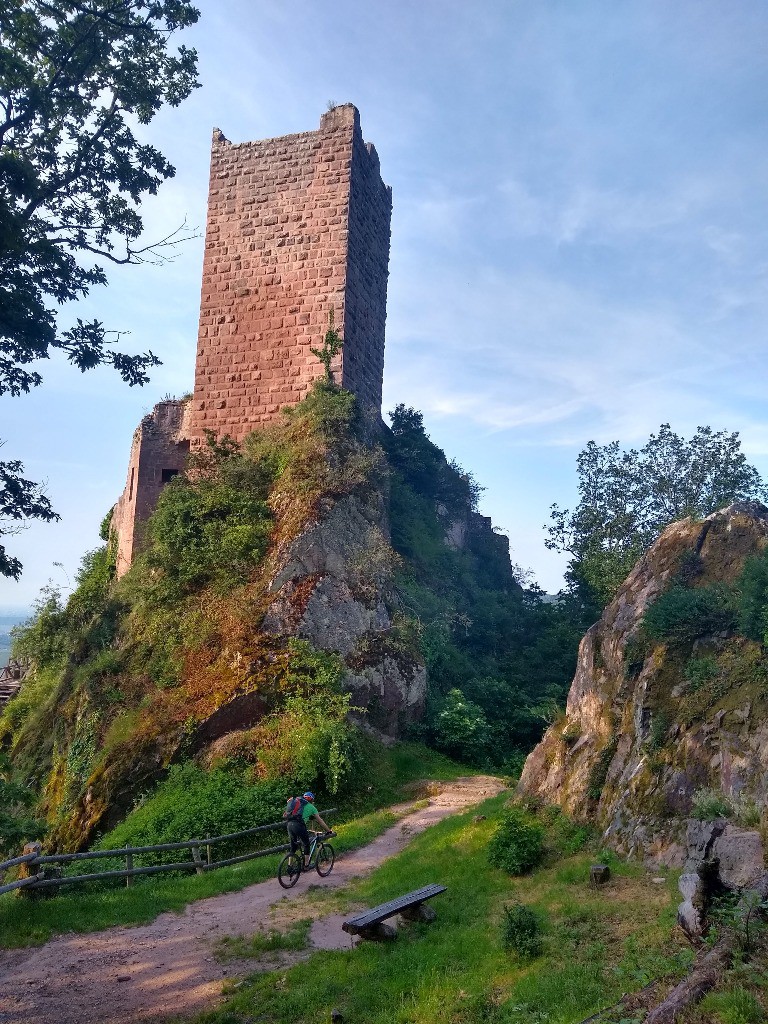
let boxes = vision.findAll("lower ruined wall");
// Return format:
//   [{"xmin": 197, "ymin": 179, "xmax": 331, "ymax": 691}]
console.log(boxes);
[{"xmin": 111, "ymin": 399, "xmax": 193, "ymax": 577}]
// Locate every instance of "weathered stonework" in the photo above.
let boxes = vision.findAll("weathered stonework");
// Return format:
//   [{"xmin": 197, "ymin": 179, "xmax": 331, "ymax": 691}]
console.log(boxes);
[
  {"xmin": 112, "ymin": 105, "xmax": 392, "ymax": 574},
  {"xmin": 190, "ymin": 103, "xmax": 391, "ymax": 442},
  {"xmin": 111, "ymin": 399, "xmax": 192, "ymax": 576}
]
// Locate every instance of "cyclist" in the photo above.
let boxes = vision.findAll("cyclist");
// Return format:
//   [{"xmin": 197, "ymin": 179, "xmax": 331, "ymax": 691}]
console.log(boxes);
[{"xmin": 285, "ymin": 791, "xmax": 332, "ymax": 865}]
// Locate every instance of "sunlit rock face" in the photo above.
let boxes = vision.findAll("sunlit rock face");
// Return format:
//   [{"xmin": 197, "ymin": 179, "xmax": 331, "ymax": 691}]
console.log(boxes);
[
  {"xmin": 518, "ymin": 502, "xmax": 768, "ymax": 867},
  {"xmin": 263, "ymin": 489, "xmax": 426, "ymax": 734}
]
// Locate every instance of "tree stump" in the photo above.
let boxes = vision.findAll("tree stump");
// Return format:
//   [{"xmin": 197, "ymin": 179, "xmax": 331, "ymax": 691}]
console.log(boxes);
[{"xmin": 590, "ymin": 864, "xmax": 611, "ymax": 886}]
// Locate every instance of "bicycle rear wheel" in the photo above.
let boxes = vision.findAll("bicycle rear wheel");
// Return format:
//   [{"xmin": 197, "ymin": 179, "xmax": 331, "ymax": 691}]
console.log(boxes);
[
  {"xmin": 278, "ymin": 852, "xmax": 302, "ymax": 888},
  {"xmin": 316, "ymin": 842, "xmax": 335, "ymax": 877}
]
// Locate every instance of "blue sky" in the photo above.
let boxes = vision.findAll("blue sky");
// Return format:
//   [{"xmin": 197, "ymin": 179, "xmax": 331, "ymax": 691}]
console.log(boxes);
[{"xmin": 3, "ymin": 0, "xmax": 768, "ymax": 612}]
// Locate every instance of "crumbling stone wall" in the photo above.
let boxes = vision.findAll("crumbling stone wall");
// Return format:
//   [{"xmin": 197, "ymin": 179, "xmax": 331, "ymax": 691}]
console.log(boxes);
[
  {"xmin": 112, "ymin": 400, "xmax": 191, "ymax": 576},
  {"xmin": 189, "ymin": 103, "xmax": 392, "ymax": 442}
]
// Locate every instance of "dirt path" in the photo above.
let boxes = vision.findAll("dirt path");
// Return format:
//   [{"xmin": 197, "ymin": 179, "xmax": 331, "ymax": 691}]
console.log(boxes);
[{"xmin": 0, "ymin": 776, "xmax": 504, "ymax": 1024}]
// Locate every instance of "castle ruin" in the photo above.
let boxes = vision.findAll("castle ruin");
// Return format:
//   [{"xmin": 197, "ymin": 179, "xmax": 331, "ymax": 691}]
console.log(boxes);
[{"xmin": 111, "ymin": 104, "xmax": 392, "ymax": 575}]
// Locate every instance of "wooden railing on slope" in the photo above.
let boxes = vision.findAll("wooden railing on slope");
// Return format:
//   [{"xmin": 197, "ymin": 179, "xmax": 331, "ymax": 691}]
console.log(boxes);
[
  {"xmin": 0, "ymin": 808, "xmax": 337, "ymax": 897},
  {"xmin": 0, "ymin": 658, "xmax": 30, "ymax": 707}
]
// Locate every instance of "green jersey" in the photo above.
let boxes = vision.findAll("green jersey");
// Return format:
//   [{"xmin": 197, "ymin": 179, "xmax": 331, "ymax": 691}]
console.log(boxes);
[{"xmin": 301, "ymin": 801, "xmax": 318, "ymax": 824}]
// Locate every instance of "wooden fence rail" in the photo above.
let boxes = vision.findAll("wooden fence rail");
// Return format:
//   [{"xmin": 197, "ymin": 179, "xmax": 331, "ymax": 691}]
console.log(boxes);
[{"xmin": 0, "ymin": 808, "xmax": 337, "ymax": 897}]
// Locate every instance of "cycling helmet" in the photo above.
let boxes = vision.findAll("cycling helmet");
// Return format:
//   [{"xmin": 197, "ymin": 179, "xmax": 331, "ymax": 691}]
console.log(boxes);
[{"xmin": 303, "ymin": 791, "xmax": 315, "ymax": 800}]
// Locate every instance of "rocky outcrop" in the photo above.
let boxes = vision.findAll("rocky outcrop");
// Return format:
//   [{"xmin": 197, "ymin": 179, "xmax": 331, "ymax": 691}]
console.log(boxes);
[
  {"xmin": 518, "ymin": 501, "xmax": 768, "ymax": 867},
  {"xmin": 676, "ymin": 819, "xmax": 765, "ymax": 938},
  {"xmin": 262, "ymin": 489, "xmax": 425, "ymax": 733}
]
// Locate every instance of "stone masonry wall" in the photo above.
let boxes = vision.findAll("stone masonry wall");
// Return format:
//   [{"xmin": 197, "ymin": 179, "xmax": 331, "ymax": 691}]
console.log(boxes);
[
  {"xmin": 189, "ymin": 103, "xmax": 392, "ymax": 443},
  {"xmin": 112, "ymin": 105, "xmax": 391, "ymax": 574},
  {"xmin": 112, "ymin": 400, "xmax": 191, "ymax": 576}
]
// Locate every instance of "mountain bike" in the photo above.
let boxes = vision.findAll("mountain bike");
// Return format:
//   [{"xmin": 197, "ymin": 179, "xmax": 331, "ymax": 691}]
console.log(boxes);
[{"xmin": 278, "ymin": 830, "xmax": 336, "ymax": 889}]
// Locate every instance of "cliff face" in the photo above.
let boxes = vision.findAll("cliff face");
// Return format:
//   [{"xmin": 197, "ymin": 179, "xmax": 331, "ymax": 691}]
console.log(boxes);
[
  {"xmin": 518, "ymin": 502, "xmax": 768, "ymax": 866},
  {"xmin": 262, "ymin": 487, "xmax": 426, "ymax": 734}
]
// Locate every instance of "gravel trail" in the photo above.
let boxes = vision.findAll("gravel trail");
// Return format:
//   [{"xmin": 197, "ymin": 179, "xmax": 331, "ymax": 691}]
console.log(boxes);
[{"xmin": 0, "ymin": 776, "xmax": 504, "ymax": 1024}]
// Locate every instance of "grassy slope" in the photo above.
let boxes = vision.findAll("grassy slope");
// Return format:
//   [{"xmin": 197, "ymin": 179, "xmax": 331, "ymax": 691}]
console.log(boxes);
[
  {"xmin": 193, "ymin": 795, "xmax": 693, "ymax": 1024},
  {"xmin": 0, "ymin": 743, "xmax": 471, "ymax": 949}
]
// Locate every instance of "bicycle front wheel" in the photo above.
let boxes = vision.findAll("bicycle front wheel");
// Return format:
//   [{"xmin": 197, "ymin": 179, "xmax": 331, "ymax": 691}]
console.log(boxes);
[
  {"xmin": 278, "ymin": 852, "xmax": 302, "ymax": 889},
  {"xmin": 316, "ymin": 842, "xmax": 335, "ymax": 877}
]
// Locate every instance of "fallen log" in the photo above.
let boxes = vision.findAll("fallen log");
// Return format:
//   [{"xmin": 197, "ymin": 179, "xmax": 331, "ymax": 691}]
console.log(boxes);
[
  {"xmin": 644, "ymin": 935, "xmax": 735, "ymax": 1024},
  {"xmin": 645, "ymin": 871, "xmax": 768, "ymax": 1024}
]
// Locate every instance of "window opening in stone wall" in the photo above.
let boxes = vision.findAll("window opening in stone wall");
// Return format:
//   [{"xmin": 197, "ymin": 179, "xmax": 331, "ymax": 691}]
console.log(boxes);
[
  {"xmin": 161, "ymin": 468, "xmax": 179, "ymax": 484},
  {"xmin": 128, "ymin": 467, "xmax": 135, "ymax": 501}
]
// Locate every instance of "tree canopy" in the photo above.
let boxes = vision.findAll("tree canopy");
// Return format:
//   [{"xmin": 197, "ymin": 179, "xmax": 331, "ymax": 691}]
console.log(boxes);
[
  {"xmin": 0, "ymin": 0, "xmax": 200, "ymax": 577},
  {"xmin": 547, "ymin": 423, "xmax": 768, "ymax": 609}
]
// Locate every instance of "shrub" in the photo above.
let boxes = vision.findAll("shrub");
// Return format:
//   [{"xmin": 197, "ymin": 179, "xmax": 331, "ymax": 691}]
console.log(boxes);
[
  {"xmin": 140, "ymin": 436, "xmax": 273, "ymax": 602},
  {"xmin": 96, "ymin": 764, "xmax": 293, "ymax": 865},
  {"xmin": 540, "ymin": 805, "xmax": 594, "ymax": 854},
  {"xmin": 733, "ymin": 797, "xmax": 761, "ymax": 829},
  {"xmin": 487, "ymin": 808, "xmax": 545, "ymax": 875},
  {"xmin": 675, "ymin": 548, "xmax": 704, "ymax": 586},
  {"xmin": 643, "ymin": 583, "xmax": 736, "ymax": 646},
  {"xmin": 561, "ymin": 722, "xmax": 581, "ymax": 747},
  {"xmin": 646, "ymin": 710, "xmax": 670, "ymax": 751},
  {"xmin": 691, "ymin": 788, "xmax": 733, "ymax": 821},
  {"xmin": 738, "ymin": 549, "xmax": 768, "ymax": 643},
  {"xmin": 685, "ymin": 654, "xmax": 720, "ymax": 691},
  {"xmin": 501, "ymin": 902, "xmax": 544, "ymax": 958}
]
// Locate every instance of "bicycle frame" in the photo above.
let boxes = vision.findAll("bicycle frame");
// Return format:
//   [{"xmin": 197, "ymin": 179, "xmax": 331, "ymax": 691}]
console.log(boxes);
[{"xmin": 302, "ymin": 831, "xmax": 324, "ymax": 866}]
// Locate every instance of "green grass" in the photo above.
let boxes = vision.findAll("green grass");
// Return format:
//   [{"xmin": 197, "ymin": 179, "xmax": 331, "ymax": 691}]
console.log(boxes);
[
  {"xmin": 192, "ymin": 796, "xmax": 691, "ymax": 1024},
  {"xmin": 388, "ymin": 743, "xmax": 477, "ymax": 786},
  {"xmin": 700, "ymin": 988, "xmax": 766, "ymax": 1024},
  {"xmin": 214, "ymin": 919, "xmax": 312, "ymax": 961},
  {"xmin": 0, "ymin": 806, "xmax": 402, "ymax": 949}
]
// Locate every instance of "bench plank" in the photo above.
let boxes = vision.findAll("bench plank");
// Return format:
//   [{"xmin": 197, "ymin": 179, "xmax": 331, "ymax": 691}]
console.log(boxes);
[{"xmin": 342, "ymin": 884, "xmax": 446, "ymax": 934}]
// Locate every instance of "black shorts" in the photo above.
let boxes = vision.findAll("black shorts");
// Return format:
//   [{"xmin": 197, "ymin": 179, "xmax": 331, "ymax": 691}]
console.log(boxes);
[{"xmin": 287, "ymin": 818, "xmax": 310, "ymax": 856}]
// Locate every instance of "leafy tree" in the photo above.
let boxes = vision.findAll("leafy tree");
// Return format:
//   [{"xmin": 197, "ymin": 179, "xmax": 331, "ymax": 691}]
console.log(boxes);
[
  {"xmin": 1, "ymin": 452, "xmax": 58, "ymax": 578},
  {"xmin": 1, "ymin": 0, "xmax": 200, "ymax": 576},
  {"xmin": 386, "ymin": 403, "xmax": 483, "ymax": 516},
  {"xmin": 547, "ymin": 424, "xmax": 767, "ymax": 608},
  {"xmin": 431, "ymin": 688, "xmax": 489, "ymax": 763}
]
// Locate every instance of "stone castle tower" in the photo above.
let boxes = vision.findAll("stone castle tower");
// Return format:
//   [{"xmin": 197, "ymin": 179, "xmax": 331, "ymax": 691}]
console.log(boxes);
[{"xmin": 111, "ymin": 104, "xmax": 392, "ymax": 575}]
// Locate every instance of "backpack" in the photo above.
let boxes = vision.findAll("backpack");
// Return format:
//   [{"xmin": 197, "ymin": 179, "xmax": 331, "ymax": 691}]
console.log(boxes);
[{"xmin": 283, "ymin": 796, "xmax": 306, "ymax": 821}]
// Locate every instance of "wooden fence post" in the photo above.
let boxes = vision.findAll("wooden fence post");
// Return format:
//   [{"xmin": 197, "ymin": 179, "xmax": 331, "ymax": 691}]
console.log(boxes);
[
  {"xmin": 206, "ymin": 835, "xmax": 211, "ymax": 867},
  {"xmin": 125, "ymin": 848, "xmax": 134, "ymax": 888},
  {"xmin": 191, "ymin": 844, "xmax": 204, "ymax": 875}
]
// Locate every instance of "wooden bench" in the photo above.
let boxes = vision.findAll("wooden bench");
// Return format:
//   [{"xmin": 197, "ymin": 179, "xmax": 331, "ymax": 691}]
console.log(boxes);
[{"xmin": 342, "ymin": 883, "xmax": 447, "ymax": 941}]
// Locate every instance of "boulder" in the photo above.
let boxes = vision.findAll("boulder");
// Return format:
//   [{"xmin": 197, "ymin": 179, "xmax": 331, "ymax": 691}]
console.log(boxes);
[{"xmin": 711, "ymin": 826, "xmax": 765, "ymax": 889}]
